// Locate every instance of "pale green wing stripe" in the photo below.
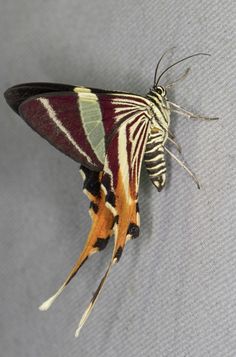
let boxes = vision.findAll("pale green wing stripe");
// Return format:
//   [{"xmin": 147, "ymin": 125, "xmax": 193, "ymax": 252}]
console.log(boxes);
[
  {"xmin": 77, "ymin": 92, "xmax": 105, "ymax": 164},
  {"xmin": 73, "ymin": 88, "xmax": 152, "ymax": 165}
]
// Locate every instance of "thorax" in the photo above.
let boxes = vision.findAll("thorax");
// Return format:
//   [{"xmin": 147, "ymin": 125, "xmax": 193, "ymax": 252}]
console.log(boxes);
[{"xmin": 146, "ymin": 90, "xmax": 170, "ymax": 145}]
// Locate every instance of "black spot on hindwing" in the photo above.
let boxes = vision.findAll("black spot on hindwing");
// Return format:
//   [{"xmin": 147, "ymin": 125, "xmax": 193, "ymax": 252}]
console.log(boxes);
[
  {"xmin": 90, "ymin": 202, "xmax": 99, "ymax": 214},
  {"xmin": 93, "ymin": 237, "xmax": 110, "ymax": 251},
  {"xmin": 113, "ymin": 215, "xmax": 119, "ymax": 226},
  {"xmin": 106, "ymin": 191, "xmax": 116, "ymax": 207},
  {"xmin": 127, "ymin": 223, "xmax": 140, "ymax": 238},
  {"xmin": 81, "ymin": 165, "xmax": 100, "ymax": 196}
]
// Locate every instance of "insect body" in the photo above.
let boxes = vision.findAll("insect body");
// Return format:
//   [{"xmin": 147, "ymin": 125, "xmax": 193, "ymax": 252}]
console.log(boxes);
[
  {"xmin": 4, "ymin": 52, "xmax": 217, "ymax": 336},
  {"xmin": 145, "ymin": 87, "xmax": 170, "ymax": 189}
]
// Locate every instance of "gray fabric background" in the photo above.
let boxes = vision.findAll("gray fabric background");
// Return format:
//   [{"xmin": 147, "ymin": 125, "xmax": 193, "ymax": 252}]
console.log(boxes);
[{"xmin": 1, "ymin": 1, "xmax": 235, "ymax": 356}]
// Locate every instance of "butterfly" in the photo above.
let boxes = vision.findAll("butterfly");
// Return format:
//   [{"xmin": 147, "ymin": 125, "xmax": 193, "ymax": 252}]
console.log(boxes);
[{"xmin": 4, "ymin": 51, "xmax": 217, "ymax": 337}]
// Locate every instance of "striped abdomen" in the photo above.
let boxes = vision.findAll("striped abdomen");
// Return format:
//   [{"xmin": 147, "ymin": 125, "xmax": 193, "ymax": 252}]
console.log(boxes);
[{"xmin": 144, "ymin": 131, "xmax": 166, "ymax": 191}]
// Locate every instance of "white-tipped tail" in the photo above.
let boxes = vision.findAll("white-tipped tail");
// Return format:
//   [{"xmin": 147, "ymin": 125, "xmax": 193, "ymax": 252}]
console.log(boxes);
[
  {"xmin": 75, "ymin": 301, "xmax": 93, "ymax": 338},
  {"xmin": 74, "ymin": 259, "xmax": 115, "ymax": 338},
  {"xmin": 39, "ymin": 285, "xmax": 65, "ymax": 311}
]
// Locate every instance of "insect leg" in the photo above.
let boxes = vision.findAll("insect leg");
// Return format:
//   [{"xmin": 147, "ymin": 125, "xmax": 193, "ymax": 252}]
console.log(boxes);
[
  {"xmin": 164, "ymin": 147, "xmax": 201, "ymax": 189},
  {"xmin": 166, "ymin": 136, "xmax": 182, "ymax": 153}
]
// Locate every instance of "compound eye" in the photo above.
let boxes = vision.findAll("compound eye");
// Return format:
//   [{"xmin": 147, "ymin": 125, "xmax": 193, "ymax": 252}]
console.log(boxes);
[{"xmin": 156, "ymin": 86, "xmax": 166, "ymax": 96}]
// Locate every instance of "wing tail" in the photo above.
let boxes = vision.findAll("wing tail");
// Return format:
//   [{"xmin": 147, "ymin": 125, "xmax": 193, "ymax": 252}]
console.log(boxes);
[
  {"xmin": 39, "ymin": 167, "xmax": 114, "ymax": 311},
  {"xmin": 106, "ymin": 169, "xmax": 140, "ymax": 261},
  {"xmin": 74, "ymin": 257, "xmax": 115, "ymax": 337},
  {"xmin": 74, "ymin": 167, "xmax": 140, "ymax": 336}
]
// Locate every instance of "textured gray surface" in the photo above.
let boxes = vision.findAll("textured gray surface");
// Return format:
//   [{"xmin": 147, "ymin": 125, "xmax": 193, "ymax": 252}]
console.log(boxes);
[{"xmin": 1, "ymin": 0, "xmax": 236, "ymax": 356}]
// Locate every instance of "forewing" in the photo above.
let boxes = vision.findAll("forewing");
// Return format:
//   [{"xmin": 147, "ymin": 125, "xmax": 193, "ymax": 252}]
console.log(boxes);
[
  {"xmin": 4, "ymin": 82, "xmax": 75, "ymax": 114},
  {"xmin": 4, "ymin": 83, "xmax": 151, "ymax": 171}
]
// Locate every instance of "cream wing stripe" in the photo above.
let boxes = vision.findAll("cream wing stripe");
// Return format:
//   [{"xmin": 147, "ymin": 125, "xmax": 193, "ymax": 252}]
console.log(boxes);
[
  {"xmin": 37, "ymin": 97, "xmax": 93, "ymax": 164},
  {"xmin": 118, "ymin": 123, "xmax": 130, "ymax": 203}
]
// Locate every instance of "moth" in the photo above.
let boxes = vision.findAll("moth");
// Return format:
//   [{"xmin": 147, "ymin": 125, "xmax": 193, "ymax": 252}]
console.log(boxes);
[{"xmin": 4, "ymin": 51, "xmax": 217, "ymax": 337}]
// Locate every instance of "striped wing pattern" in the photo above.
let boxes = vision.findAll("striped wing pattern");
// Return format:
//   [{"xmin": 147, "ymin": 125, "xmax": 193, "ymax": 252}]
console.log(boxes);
[
  {"xmin": 4, "ymin": 83, "xmax": 152, "ymax": 333},
  {"xmin": 7, "ymin": 84, "xmax": 151, "ymax": 171},
  {"xmin": 72, "ymin": 111, "xmax": 151, "ymax": 335}
]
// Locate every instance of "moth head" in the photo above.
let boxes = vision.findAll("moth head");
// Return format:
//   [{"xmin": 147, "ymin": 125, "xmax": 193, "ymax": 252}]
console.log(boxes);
[
  {"xmin": 148, "ymin": 85, "xmax": 168, "ymax": 102},
  {"xmin": 155, "ymin": 85, "xmax": 167, "ymax": 98}
]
